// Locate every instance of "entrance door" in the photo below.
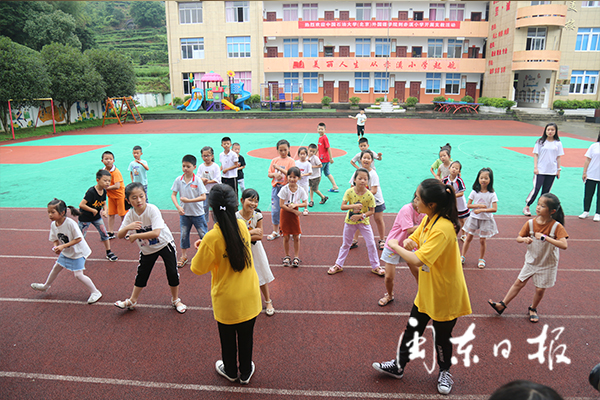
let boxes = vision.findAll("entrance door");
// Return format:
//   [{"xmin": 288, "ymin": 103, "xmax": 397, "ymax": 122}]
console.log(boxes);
[
  {"xmin": 324, "ymin": 11, "xmax": 334, "ymax": 20},
  {"xmin": 323, "ymin": 81, "xmax": 334, "ymax": 102},
  {"xmin": 267, "ymin": 81, "xmax": 279, "ymax": 100},
  {"xmin": 396, "ymin": 46, "xmax": 407, "ymax": 57},
  {"xmin": 266, "ymin": 47, "xmax": 278, "ymax": 58},
  {"xmin": 339, "ymin": 81, "xmax": 349, "ymax": 103},
  {"xmin": 395, "ymin": 81, "xmax": 406, "ymax": 102},
  {"xmin": 409, "ymin": 81, "xmax": 421, "ymax": 102},
  {"xmin": 466, "ymin": 82, "xmax": 477, "ymax": 100}
]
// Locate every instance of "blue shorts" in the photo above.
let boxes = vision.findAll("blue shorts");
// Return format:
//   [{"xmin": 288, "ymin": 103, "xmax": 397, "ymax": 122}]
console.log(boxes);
[
  {"xmin": 375, "ymin": 203, "xmax": 387, "ymax": 213},
  {"xmin": 322, "ymin": 162, "xmax": 332, "ymax": 177},
  {"xmin": 56, "ymin": 254, "xmax": 86, "ymax": 271}
]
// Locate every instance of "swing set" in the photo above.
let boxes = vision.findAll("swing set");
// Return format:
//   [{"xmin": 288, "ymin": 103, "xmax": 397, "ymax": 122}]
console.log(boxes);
[
  {"xmin": 7, "ymin": 98, "xmax": 56, "ymax": 140},
  {"xmin": 101, "ymin": 96, "xmax": 143, "ymax": 127}
]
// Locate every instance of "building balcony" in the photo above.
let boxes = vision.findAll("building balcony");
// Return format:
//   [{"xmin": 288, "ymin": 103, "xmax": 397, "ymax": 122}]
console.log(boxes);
[
  {"xmin": 511, "ymin": 50, "xmax": 561, "ymax": 71},
  {"xmin": 263, "ymin": 20, "xmax": 488, "ymax": 38},
  {"xmin": 264, "ymin": 57, "xmax": 486, "ymax": 74},
  {"xmin": 515, "ymin": 4, "xmax": 567, "ymax": 28}
]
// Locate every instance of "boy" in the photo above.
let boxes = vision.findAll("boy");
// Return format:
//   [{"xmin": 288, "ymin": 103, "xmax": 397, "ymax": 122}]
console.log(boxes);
[
  {"xmin": 171, "ymin": 154, "xmax": 207, "ymax": 267},
  {"xmin": 232, "ymin": 142, "xmax": 246, "ymax": 193},
  {"xmin": 350, "ymin": 137, "xmax": 383, "ymax": 170},
  {"xmin": 317, "ymin": 122, "xmax": 339, "ymax": 192},
  {"xmin": 348, "ymin": 108, "xmax": 367, "ymax": 139},
  {"xmin": 219, "ymin": 137, "xmax": 240, "ymax": 195},
  {"xmin": 78, "ymin": 169, "xmax": 118, "ymax": 261},
  {"xmin": 308, "ymin": 143, "xmax": 328, "ymax": 206},
  {"xmin": 128, "ymin": 145, "xmax": 149, "ymax": 200},
  {"xmin": 102, "ymin": 151, "xmax": 126, "ymax": 239}
]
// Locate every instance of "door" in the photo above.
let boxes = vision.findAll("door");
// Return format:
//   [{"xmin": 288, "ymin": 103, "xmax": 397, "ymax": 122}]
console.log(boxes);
[
  {"xmin": 466, "ymin": 82, "xmax": 477, "ymax": 101},
  {"xmin": 266, "ymin": 12, "xmax": 276, "ymax": 21},
  {"xmin": 323, "ymin": 81, "xmax": 334, "ymax": 102},
  {"xmin": 395, "ymin": 81, "xmax": 406, "ymax": 102},
  {"xmin": 470, "ymin": 12, "xmax": 482, "ymax": 21},
  {"xmin": 340, "ymin": 11, "xmax": 349, "ymax": 20},
  {"xmin": 339, "ymin": 46, "xmax": 350, "ymax": 57},
  {"xmin": 324, "ymin": 11, "xmax": 334, "ymax": 20},
  {"xmin": 398, "ymin": 11, "xmax": 408, "ymax": 21},
  {"xmin": 413, "ymin": 11, "xmax": 424, "ymax": 21},
  {"xmin": 339, "ymin": 81, "xmax": 349, "ymax": 103},
  {"xmin": 396, "ymin": 46, "xmax": 407, "ymax": 57},
  {"xmin": 468, "ymin": 47, "xmax": 479, "ymax": 58},
  {"xmin": 410, "ymin": 81, "xmax": 420, "ymax": 102},
  {"xmin": 267, "ymin": 81, "xmax": 279, "ymax": 100},
  {"xmin": 266, "ymin": 47, "xmax": 278, "ymax": 58}
]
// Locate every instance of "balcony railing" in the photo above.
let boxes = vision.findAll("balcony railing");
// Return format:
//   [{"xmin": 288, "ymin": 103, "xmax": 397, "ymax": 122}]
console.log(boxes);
[
  {"xmin": 512, "ymin": 50, "xmax": 561, "ymax": 71},
  {"xmin": 515, "ymin": 4, "xmax": 567, "ymax": 28}
]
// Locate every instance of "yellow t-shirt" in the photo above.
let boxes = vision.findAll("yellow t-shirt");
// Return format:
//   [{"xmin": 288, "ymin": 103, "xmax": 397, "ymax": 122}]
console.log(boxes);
[
  {"xmin": 343, "ymin": 187, "xmax": 376, "ymax": 225},
  {"xmin": 190, "ymin": 219, "xmax": 261, "ymax": 324},
  {"xmin": 409, "ymin": 214, "xmax": 472, "ymax": 321}
]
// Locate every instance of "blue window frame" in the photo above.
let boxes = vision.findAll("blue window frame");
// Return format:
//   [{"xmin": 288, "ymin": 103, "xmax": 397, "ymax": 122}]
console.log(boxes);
[
  {"xmin": 426, "ymin": 73, "xmax": 442, "ymax": 94},
  {"xmin": 303, "ymin": 38, "xmax": 318, "ymax": 57},
  {"xmin": 284, "ymin": 72, "xmax": 299, "ymax": 93},
  {"xmin": 284, "ymin": 39, "xmax": 299, "ymax": 57},
  {"xmin": 355, "ymin": 38, "xmax": 371, "ymax": 57},
  {"xmin": 374, "ymin": 72, "xmax": 389, "ymax": 93},
  {"xmin": 303, "ymin": 72, "xmax": 318, "ymax": 93},
  {"xmin": 354, "ymin": 72, "xmax": 370, "ymax": 93}
]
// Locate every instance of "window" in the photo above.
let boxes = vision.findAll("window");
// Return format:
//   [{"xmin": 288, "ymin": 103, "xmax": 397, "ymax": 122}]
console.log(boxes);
[
  {"xmin": 582, "ymin": 1, "xmax": 600, "ymax": 6},
  {"xmin": 531, "ymin": 1, "xmax": 550, "ymax": 4},
  {"xmin": 576, "ymin": 28, "xmax": 600, "ymax": 51},
  {"xmin": 447, "ymin": 39, "xmax": 463, "ymax": 58},
  {"xmin": 376, "ymin": 3, "xmax": 391, "ymax": 20},
  {"xmin": 181, "ymin": 38, "xmax": 204, "ymax": 59},
  {"xmin": 302, "ymin": 3, "xmax": 318, "ymax": 21},
  {"xmin": 283, "ymin": 4, "xmax": 299, "ymax": 21},
  {"xmin": 303, "ymin": 72, "xmax": 318, "ymax": 93},
  {"xmin": 429, "ymin": 3, "xmax": 445, "ymax": 21},
  {"xmin": 284, "ymin": 39, "xmax": 299, "ymax": 57},
  {"xmin": 428, "ymin": 39, "xmax": 443, "ymax": 58},
  {"xmin": 179, "ymin": 3, "xmax": 203, "ymax": 24},
  {"xmin": 526, "ymin": 27, "xmax": 546, "ymax": 50},
  {"xmin": 284, "ymin": 72, "xmax": 299, "ymax": 93},
  {"xmin": 227, "ymin": 36, "xmax": 251, "ymax": 58},
  {"xmin": 356, "ymin": 3, "xmax": 372, "ymax": 21},
  {"xmin": 374, "ymin": 72, "xmax": 389, "ymax": 93},
  {"xmin": 449, "ymin": 4, "xmax": 465, "ymax": 21},
  {"xmin": 235, "ymin": 71, "xmax": 252, "ymax": 92},
  {"xmin": 426, "ymin": 73, "xmax": 441, "ymax": 94},
  {"xmin": 355, "ymin": 38, "xmax": 371, "ymax": 57},
  {"xmin": 226, "ymin": 1, "xmax": 249, "ymax": 22},
  {"xmin": 354, "ymin": 72, "xmax": 370, "ymax": 93},
  {"xmin": 375, "ymin": 38, "xmax": 390, "ymax": 57},
  {"xmin": 183, "ymin": 72, "xmax": 203, "ymax": 95},
  {"xmin": 324, "ymin": 46, "xmax": 334, "ymax": 57},
  {"xmin": 412, "ymin": 46, "xmax": 422, "ymax": 57},
  {"xmin": 413, "ymin": 11, "xmax": 424, "ymax": 21},
  {"xmin": 570, "ymin": 70, "xmax": 598, "ymax": 94},
  {"xmin": 445, "ymin": 73, "xmax": 460, "ymax": 94},
  {"xmin": 303, "ymin": 39, "xmax": 318, "ymax": 57}
]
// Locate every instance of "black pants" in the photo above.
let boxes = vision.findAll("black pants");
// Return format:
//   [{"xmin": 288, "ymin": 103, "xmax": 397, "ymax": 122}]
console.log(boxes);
[
  {"xmin": 222, "ymin": 177, "xmax": 238, "ymax": 196},
  {"xmin": 526, "ymin": 174, "xmax": 556, "ymax": 207},
  {"xmin": 357, "ymin": 125, "xmax": 365, "ymax": 137},
  {"xmin": 217, "ymin": 317, "xmax": 256, "ymax": 379},
  {"xmin": 398, "ymin": 304, "xmax": 457, "ymax": 371},
  {"xmin": 584, "ymin": 179, "xmax": 600, "ymax": 213},
  {"xmin": 134, "ymin": 242, "xmax": 179, "ymax": 287}
]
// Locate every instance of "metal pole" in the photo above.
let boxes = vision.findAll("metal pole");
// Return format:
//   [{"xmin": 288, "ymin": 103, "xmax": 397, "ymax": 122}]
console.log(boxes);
[{"xmin": 8, "ymin": 100, "xmax": 14, "ymax": 140}]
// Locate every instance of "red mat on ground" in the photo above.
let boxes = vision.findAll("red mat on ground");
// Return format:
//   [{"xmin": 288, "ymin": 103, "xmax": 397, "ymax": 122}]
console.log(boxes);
[
  {"xmin": 0, "ymin": 145, "xmax": 109, "ymax": 164},
  {"xmin": 504, "ymin": 147, "xmax": 588, "ymax": 168}
]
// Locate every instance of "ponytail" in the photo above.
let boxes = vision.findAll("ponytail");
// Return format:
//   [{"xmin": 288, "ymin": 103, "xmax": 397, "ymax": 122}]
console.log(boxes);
[
  {"xmin": 418, "ymin": 179, "xmax": 460, "ymax": 234},
  {"xmin": 48, "ymin": 198, "xmax": 80, "ymax": 217},
  {"xmin": 541, "ymin": 193, "xmax": 565, "ymax": 226}
]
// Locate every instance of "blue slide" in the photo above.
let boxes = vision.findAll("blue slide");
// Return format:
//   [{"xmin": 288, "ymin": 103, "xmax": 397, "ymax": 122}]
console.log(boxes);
[
  {"xmin": 186, "ymin": 89, "xmax": 203, "ymax": 111},
  {"xmin": 234, "ymin": 83, "xmax": 251, "ymax": 111}
]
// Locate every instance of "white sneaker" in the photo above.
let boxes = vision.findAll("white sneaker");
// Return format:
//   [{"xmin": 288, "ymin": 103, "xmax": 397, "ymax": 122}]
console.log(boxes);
[
  {"xmin": 594, "ymin": 214, "xmax": 600, "ymax": 222},
  {"xmin": 31, "ymin": 283, "xmax": 47, "ymax": 292},
  {"xmin": 215, "ymin": 360, "xmax": 237, "ymax": 382},
  {"xmin": 240, "ymin": 361, "xmax": 255, "ymax": 385},
  {"xmin": 437, "ymin": 370, "xmax": 454, "ymax": 395},
  {"xmin": 87, "ymin": 291, "xmax": 102, "ymax": 304},
  {"xmin": 579, "ymin": 211, "xmax": 589, "ymax": 219},
  {"xmin": 523, "ymin": 206, "xmax": 531, "ymax": 216}
]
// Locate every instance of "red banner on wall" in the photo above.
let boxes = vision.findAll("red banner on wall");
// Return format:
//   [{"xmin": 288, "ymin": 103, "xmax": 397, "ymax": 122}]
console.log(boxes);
[
  {"xmin": 290, "ymin": 58, "xmax": 461, "ymax": 72},
  {"xmin": 298, "ymin": 20, "xmax": 461, "ymax": 29}
]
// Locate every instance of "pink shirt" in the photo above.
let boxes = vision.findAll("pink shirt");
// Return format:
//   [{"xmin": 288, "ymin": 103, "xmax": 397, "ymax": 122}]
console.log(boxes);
[{"xmin": 384, "ymin": 203, "xmax": 424, "ymax": 252}]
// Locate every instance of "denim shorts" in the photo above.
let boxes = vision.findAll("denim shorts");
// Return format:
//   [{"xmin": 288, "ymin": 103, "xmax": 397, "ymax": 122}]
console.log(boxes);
[
  {"xmin": 57, "ymin": 253, "xmax": 86, "ymax": 271},
  {"xmin": 180, "ymin": 214, "xmax": 207, "ymax": 249},
  {"xmin": 322, "ymin": 162, "xmax": 331, "ymax": 177},
  {"xmin": 79, "ymin": 218, "xmax": 109, "ymax": 241},
  {"xmin": 375, "ymin": 203, "xmax": 387, "ymax": 213}
]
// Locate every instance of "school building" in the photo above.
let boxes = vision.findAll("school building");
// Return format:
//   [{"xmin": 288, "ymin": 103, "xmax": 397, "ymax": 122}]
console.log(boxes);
[{"xmin": 165, "ymin": 1, "xmax": 600, "ymax": 109}]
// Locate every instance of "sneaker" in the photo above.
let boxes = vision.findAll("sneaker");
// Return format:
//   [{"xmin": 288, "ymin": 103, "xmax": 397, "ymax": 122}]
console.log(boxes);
[
  {"xmin": 240, "ymin": 361, "xmax": 255, "ymax": 385},
  {"xmin": 107, "ymin": 232, "xmax": 116, "ymax": 240},
  {"xmin": 437, "ymin": 370, "xmax": 454, "ymax": 395},
  {"xmin": 31, "ymin": 283, "xmax": 47, "ymax": 292},
  {"xmin": 372, "ymin": 359, "xmax": 404, "ymax": 379},
  {"xmin": 215, "ymin": 360, "xmax": 237, "ymax": 382},
  {"xmin": 106, "ymin": 251, "xmax": 118, "ymax": 262},
  {"xmin": 579, "ymin": 211, "xmax": 589, "ymax": 219},
  {"xmin": 523, "ymin": 206, "xmax": 531, "ymax": 216},
  {"xmin": 594, "ymin": 214, "xmax": 600, "ymax": 222},
  {"xmin": 87, "ymin": 291, "xmax": 102, "ymax": 304}
]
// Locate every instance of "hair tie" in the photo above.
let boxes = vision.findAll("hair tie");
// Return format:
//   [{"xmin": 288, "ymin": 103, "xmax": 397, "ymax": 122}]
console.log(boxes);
[
  {"xmin": 219, "ymin": 206, "xmax": 226, "ymax": 211},
  {"xmin": 445, "ymin": 187, "xmax": 452, "ymax": 194}
]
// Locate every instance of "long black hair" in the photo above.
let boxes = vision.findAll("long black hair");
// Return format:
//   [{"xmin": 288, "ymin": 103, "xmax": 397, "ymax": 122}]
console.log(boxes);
[
  {"xmin": 538, "ymin": 123, "xmax": 560, "ymax": 145},
  {"xmin": 472, "ymin": 167, "xmax": 495, "ymax": 193},
  {"xmin": 418, "ymin": 179, "xmax": 460, "ymax": 233},
  {"xmin": 540, "ymin": 193, "xmax": 565, "ymax": 226},
  {"xmin": 209, "ymin": 184, "xmax": 251, "ymax": 272},
  {"xmin": 489, "ymin": 380, "xmax": 564, "ymax": 400},
  {"xmin": 48, "ymin": 198, "xmax": 80, "ymax": 217}
]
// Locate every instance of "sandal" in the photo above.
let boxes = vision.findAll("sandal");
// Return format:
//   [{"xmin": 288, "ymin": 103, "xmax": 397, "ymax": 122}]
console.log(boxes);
[
  {"xmin": 172, "ymin": 298, "xmax": 187, "ymax": 314},
  {"xmin": 308, "ymin": 201, "xmax": 314, "ymax": 207},
  {"xmin": 177, "ymin": 257, "xmax": 188, "ymax": 268},
  {"xmin": 528, "ymin": 306, "xmax": 539, "ymax": 323},
  {"xmin": 292, "ymin": 257, "xmax": 300, "ymax": 267},
  {"xmin": 265, "ymin": 300, "xmax": 275, "ymax": 316},
  {"xmin": 461, "ymin": 256, "xmax": 465, "ymax": 264},
  {"xmin": 378, "ymin": 293, "xmax": 394, "ymax": 307},
  {"xmin": 114, "ymin": 298, "xmax": 136, "ymax": 310},
  {"xmin": 327, "ymin": 265, "xmax": 343, "ymax": 275},
  {"xmin": 319, "ymin": 196, "xmax": 329, "ymax": 205},
  {"xmin": 267, "ymin": 231, "xmax": 280, "ymax": 241},
  {"xmin": 478, "ymin": 259, "xmax": 486, "ymax": 269},
  {"xmin": 303, "ymin": 209, "xmax": 309, "ymax": 216},
  {"xmin": 488, "ymin": 300, "xmax": 507, "ymax": 315},
  {"xmin": 371, "ymin": 266, "xmax": 385, "ymax": 276},
  {"xmin": 460, "ymin": 235, "xmax": 466, "ymax": 242},
  {"xmin": 282, "ymin": 256, "xmax": 291, "ymax": 267},
  {"xmin": 350, "ymin": 240, "xmax": 359, "ymax": 250},
  {"xmin": 378, "ymin": 240, "xmax": 385, "ymax": 250}
]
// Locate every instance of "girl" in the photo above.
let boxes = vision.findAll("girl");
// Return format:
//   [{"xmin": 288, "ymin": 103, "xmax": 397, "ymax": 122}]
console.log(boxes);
[
  {"xmin": 372, "ymin": 179, "xmax": 471, "ymax": 396},
  {"xmin": 328, "ymin": 168, "xmax": 384, "ymax": 276},
  {"xmin": 267, "ymin": 139, "xmax": 296, "ymax": 241},
  {"xmin": 236, "ymin": 189, "xmax": 276, "ymax": 316},
  {"xmin": 199, "ymin": 146, "xmax": 222, "ymax": 224},
  {"xmin": 488, "ymin": 193, "xmax": 568, "ymax": 323},
  {"xmin": 442, "ymin": 161, "xmax": 470, "ymax": 240},
  {"xmin": 31, "ymin": 199, "xmax": 102, "ymax": 304},
  {"xmin": 295, "ymin": 147, "xmax": 312, "ymax": 216},
  {"xmin": 523, "ymin": 123, "xmax": 563, "ymax": 216},
  {"xmin": 378, "ymin": 194, "xmax": 424, "ymax": 306},
  {"xmin": 430, "ymin": 143, "xmax": 452, "ymax": 181},
  {"xmin": 114, "ymin": 183, "xmax": 187, "ymax": 313},
  {"xmin": 579, "ymin": 131, "xmax": 600, "ymax": 222},
  {"xmin": 191, "ymin": 184, "xmax": 261, "ymax": 384},
  {"xmin": 461, "ymin": 168, "xmax": 498, "ymax": 269},
  {"xmin": 278, "ymin": 167, "xmax": 308, "ymax": 267}
]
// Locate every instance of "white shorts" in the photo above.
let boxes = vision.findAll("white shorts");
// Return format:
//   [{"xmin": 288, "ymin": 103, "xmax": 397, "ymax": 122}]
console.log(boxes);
[{"xmin": 380, "ymin": 246, "xmax": 404, "ymax": 265}]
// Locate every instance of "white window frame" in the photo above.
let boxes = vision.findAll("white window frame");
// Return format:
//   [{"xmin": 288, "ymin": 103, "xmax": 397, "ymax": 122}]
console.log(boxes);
[
  {"xmin": 179, "ymin": 2, "xmax": 203, "ymax": 24},
  {"xmin": 447, "ymin": 39, "xmax": 463, "ymax": 58},
  {"xmin": 570, "ymin": 70, "xmax": 598, "ymax": 94},
  {"xmin": 374, "ymin": 72, "xmax": 389, "ymax": 93},
  {"xmin": 227, "ymin": 36, "xmax": 251, "ymax": 58},
  {"xmin": 303, "ymin": 72, "xmax": 318, "ymax": 93},
  {"xmin": 303, "ymin": 38, "xmax": 318, "ymax": 57},
  {"xmin": 531, "ymin": 1, "xmax": 550, "ymax": 5},
  {"xmin": 428, "ymin": 38, "xmax": 443, "ymax": 58},
  {"xmin": 356, "ymin": 3, "xmax": 372, "ymax": 21},
  {"xmin": 234, "ymin": 71, "xmax": 252, "ymax": 92},
  {"xmin": 283, "ymin": 3, "xmax": 299, "ymax": 21},
  {"xmin": 445, "ymin": 73, "xmax": 460, "ymax": 95},
  {"xmin": 284, "ymin": 72, "xmax": 300, "ymax": 93},
  {"xmin": 426, "ymin": 73, "xmax": 442, "ymax": 94},
  {"xmin": 429, "ymin": 3, "xmax": 445, "ymax": 21},
  {"xmin": 354, "ymin": 72, "xmax": 370, "ymax": 93},
  {"xmin": 582, "ymin": 1, "xmax": 600, "ymax": 6},
  {"xmin": 449, "ymin": 4, "xmax": 465, "ymax": 21},
  {"xmin": 576, "ymin": 28, "xmax": 600, "ymax": 51},
  {"xmin": 183, "ymin": 72, "xmax": 204, "ymax": 95},
  {"xmin": 302, "ymin": 3, "xmax": 318, "ymax": 21},
  {"xmin": 375, "ymin": 38, "xmax": 390, "ymax": 57},
  {"xmin": 284, "ymin": 39, "xmax": 299, "ymax": 57},
  {"xmin": 181, "ymin": 38, "xmax": 204, "ymax": 60},
  {"xmin": 355, "ymin": 38, "xmax": 371, "ymax": 57},
  {"xmin": 375, "ymin": 3, "xmax": 391, "ymax": 20},
  {"xmin": 526, "ymin": 27, "xmax": 546, "ymax": 51},
  {"xmin": 226, "ymin": 1, "xmax": 249, "ymax": 23}
]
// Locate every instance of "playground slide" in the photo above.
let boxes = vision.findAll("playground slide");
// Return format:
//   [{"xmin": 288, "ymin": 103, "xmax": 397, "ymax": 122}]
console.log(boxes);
[
  {"xmin": 186, "ymin": 96, "xmax": 202, "ymax": 112},
  {"xmin": 221, "ymin": 99, "xmax": 240, "ymax": 112},
  {"xmin": 235, "ymin": 89, "xmax": 252, "ymax": 111}
]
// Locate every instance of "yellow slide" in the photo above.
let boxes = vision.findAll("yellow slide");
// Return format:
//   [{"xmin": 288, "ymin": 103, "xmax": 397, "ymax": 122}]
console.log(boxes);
[{"xmin": 221, "ymin": 99, "xmax": 240, "ymax": 112}]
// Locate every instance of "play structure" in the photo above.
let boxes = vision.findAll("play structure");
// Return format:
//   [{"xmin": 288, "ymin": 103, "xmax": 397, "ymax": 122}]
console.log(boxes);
[
  {"xmin": 7, "ymin": 98, "xmax": 56, "ymax": 140},
  {"xmin": 101, "ymin": 96, "xmax": 143, "ymax": 127},
  {"xmin": 260, "ymin": 82, "xmax": 303, "ymax": 111},
  {"xmin": 177, "ymin": 71, "xmax": 251, "ymax": 112}
]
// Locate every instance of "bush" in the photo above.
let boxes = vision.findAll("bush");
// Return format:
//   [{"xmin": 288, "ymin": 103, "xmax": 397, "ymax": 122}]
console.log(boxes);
[
  {"xmin": 479, "ymin": 97, "xmax": 514, "ymax": 109},
  {"xmin": 461, "ymin": 95, "xmax": 474, "ymax": 103},
  {"xmin": 249, "ymin": 94, "xmax": 261, "ymax": 105},
  {"xmin": 349, "ymin": 96, "xmax": 361, "ymax": 105},
  {"xmin": 183, "ymin": 95, "xmax": 191, "ymax": 102},
  {"xmin": 406, "ymin": 97, "xmax": 418, "ymax": 107},
  {"xmin": 392, "ymin": 98, "xmax": 399, "ymax": 103},
  {"xmin": 375, "ymin": 97, "xmax": 384, "ymax": 103},
  {"xmin": 321, "ymin": 96, "xmax": 332, "ymax": 106},
  {"xmin": 433, "ymin": 96, "xmax": 446, "ymax": 102},
  {"xmin": 173, "ymin": 97, "xmax": 183, "ymax": 106}
]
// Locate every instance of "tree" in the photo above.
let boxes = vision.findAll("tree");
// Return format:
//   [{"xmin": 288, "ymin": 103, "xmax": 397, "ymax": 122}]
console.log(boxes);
[
  {"xmin": 130, "ymin": 2, "xmax": 165, "ymax": 28},
  {"xmin": 86, "ymin": 49, "xmax": 136, "ymax": 98},
  {"xmin": 0, "ymin": 37, "xmax": 52, "ymax": 134},
  {"xmin": 0, "ymin": 2, "xmax": 53, "ymax": 46},
  {"xmin": 41, "ymin": 43, "xmax": 105, "ymax": 124},
  {"xmin": 25, "ymin": 10, "xmax": 81, "ymax": 51}
]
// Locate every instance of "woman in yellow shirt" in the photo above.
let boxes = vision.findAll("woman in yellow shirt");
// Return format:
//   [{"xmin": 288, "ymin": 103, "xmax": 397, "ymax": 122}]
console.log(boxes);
[
  {"xmin": 372, "ymin": 179, "xmax": 472, "ymax": 395},
  {"xmin": 191, "ymin": 184, "xmax": 261, "ymax": 385}
]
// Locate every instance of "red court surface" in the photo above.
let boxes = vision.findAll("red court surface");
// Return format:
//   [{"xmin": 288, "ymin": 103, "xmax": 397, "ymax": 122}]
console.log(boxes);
[
  {"xmin": 0, "ymin": 145, "xmax": 109, "ymax": 164},
  {"xmin": 504, "ymin": 147, "xmax": 588, "ymax": 168},
  {"xmin": 248, "ymin": 146, "xmax": 347, "ymax": 159}
]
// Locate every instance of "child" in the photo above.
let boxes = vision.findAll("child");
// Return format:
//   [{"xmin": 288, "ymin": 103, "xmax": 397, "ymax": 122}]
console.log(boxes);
[
  {"xmin": 232, "ymin": 142, "xmax": 246, "ymax": 193},
  {"xmin": 442, "ymin": 161, "xmax": 470, "ymax": 240},
  {"xmin": 78, "ymin": 169, "xmax": 118, "ymax": 262},
  {"xmin": 430, "ymin": 143, "xmax": 452, "ymax": 181},
  {"xmin": 128, "ymin": 145, "xmax": 149, "ymax": 199},
  {"xmin": 580, "ymin": 131, "xmax": 600, "ymax": 222},
  {"xmin": 488, "ymin": 193, "xmax": 568, "ymax": 323},
  {"xmin": 307, "ymin": 143, "xmax": 328, "ymax": 207},
  {"xmin": 350, "ymin": 137, "xmax": 382, "ymax": 170},
  {"xmin": 295, "ymin": 147, "xmax": 312, "ymax": 216},
  {"xmin": 171, "ymin": 154, "xmax": 208, "ymax": 268},
  {"xmin": 102, "ymin": 151, "xmax": 126, "ymax": 239},
  {"xmin": 191, "ymin": 184, "xmax": 261, "ymax": 385},
  {"xmin": 31, "ymin": 199, "xmax": 102, "ymax": 304},
  {"xmin": 115, "ymin": 183, "xmax": 187, "ymax": 314},
  {"xmin": 328, "ymin": 168, "xmax": 384, "ymax": 276},
  {"xmin": 461, "ymin": 168, "xmax": 498, "ymax": 269},
  {"xmin": 348, "ymin": 108, "xmax": 367, "ymax": 139},
  {"xmin": 267, "ymin": 139, "xmax": 296, "ymax": 241},
  {"xmin": 220, "ymin": 137, "xmax": 240, "ymax": 194},
  {"xmin": 236, "ymin": 189, "xmax": 276, "ymax": 316},
  {"xmin": 278, "ymin": 167, "xmax": 308, "ymax": 267},
  {"xmin": 199, "ymin": 146, "xmax": 222, "ymax": 223},
  {"xmin": 317, "ymin": 122, "xmax": 339, "ymax": 192},
  {"xmin": 378, "ymin": 194, "xmax": 424, "ymax": 306}
]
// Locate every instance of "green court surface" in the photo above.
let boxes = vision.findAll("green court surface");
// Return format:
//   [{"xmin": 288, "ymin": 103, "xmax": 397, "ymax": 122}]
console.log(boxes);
[{"xmin": 0, "ymin": 131, "xmax": 592, "ymax": 216}]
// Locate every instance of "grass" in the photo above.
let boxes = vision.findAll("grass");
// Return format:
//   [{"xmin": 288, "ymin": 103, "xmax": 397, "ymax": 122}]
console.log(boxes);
[{"xmin": 0, "ymin": 119, "xmax": 118, "ymax": 142}]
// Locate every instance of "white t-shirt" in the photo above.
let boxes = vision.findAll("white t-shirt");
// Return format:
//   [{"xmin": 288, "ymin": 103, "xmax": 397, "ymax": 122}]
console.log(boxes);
[
  {"xmin": 198, "ymin": 162, "xmax": 222, "ymax": 192},
  {"xmin": 120, "ymin": 204, "xmax": 175, "ymax": 255},
  {"xmin": 308, "ymin": 154, "xmax": 321, "ymax": 179},
  {"xmin": 295, "ymin": 159, "xmax": 312, "ymax": 187},
  {"xmin": 49, "ymin": 217, "xmax": 92, "ymax": 259},
  {"xmin": 349, "ymin": 169, "xmax": 384, "ymax": 206},
  {"xmin": 533, "ymin": 140, "xmax": 564, "ymax": 175},
  {"xmin": 355, "ymin": 113, "xmax": 367, "ymax": 126},
  {"xmin": 220, "ymin": 151, "xmax": 239, "ymax": 179},
  {"xmin": 468, "ymin": 190, "xmax": 498, "ymax": 221},
  {"xmin": 585, "ymin": 142, "xmax": 600, "ymax": 181},
  {"xmin": 278, "ymin": 184, "xmax": 308, "ymax": 205},
  {"xmin": 351, "ymin": 151, "xmax": 379, "ymax": 170}
]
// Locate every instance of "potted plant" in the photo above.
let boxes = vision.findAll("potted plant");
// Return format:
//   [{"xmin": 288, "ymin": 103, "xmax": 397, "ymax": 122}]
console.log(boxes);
[
  {"xmin": 321, "ymin": 96, "xmax": 332, "ymax": 109},
  {"xmin": 392, "ymin": 98, "xmax": 399, "ymax": 105},
  {"xmin": 349, "ymin": 96, "xmax": 361, "ymax": 109},
  {"xmin": 405, "ymin": 96, "xmax": 418, "ymax": 110},
  {"xmin": 503, "ymin": 99, "xmax": 516, "ymax": 113},
  {"xmin": 374, "ymin": 97, "xmax": 384, "ymax": 105}
]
